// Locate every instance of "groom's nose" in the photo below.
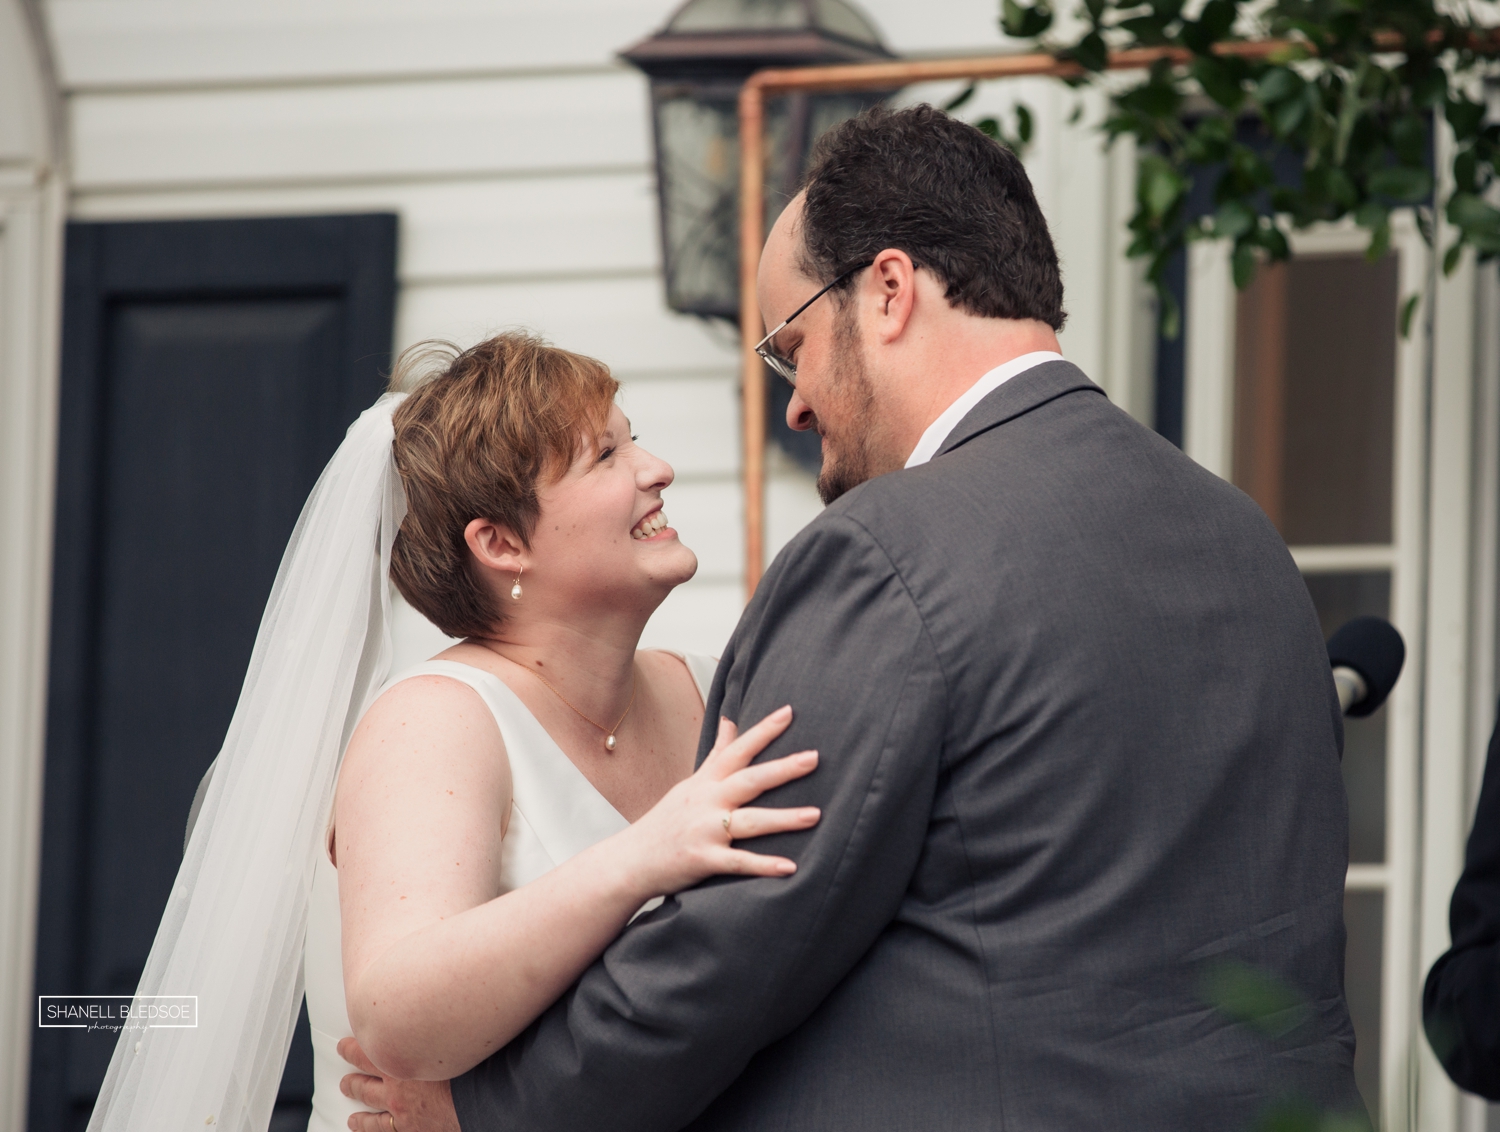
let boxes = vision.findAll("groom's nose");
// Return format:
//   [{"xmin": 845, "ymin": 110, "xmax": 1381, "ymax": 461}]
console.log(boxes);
[{"xmin": 786, "ymin": 389, "xmax": 816, "ymax": 433}]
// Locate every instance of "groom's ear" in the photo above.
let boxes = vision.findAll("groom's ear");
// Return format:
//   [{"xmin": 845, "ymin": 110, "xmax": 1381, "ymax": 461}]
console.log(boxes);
[
  {"xmin": 463, "ymin": 517, "xmax": 526, "ymax": 576},
  {"xmin": 870, "ymin": 248, "xmax": 917, "ymax": 344}
]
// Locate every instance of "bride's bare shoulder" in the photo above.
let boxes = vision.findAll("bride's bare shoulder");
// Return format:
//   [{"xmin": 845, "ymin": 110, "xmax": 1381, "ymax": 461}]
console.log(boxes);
[{"xmin": 339, "ymin": 671, "xmax": 511, "ymax": 813}]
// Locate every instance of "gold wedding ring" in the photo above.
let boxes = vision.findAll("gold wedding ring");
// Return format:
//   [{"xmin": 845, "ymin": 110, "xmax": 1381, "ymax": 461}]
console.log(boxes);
[
  {"xmin": 723, "ymin": 812, "xmax": 733, "ymax": 836},
  {"xmin": 387, "ymin": 1114, "xmax": 398, "ymax": 1132}
]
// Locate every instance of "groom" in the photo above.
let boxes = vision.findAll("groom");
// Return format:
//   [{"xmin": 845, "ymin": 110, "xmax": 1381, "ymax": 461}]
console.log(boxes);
[{"xmin": 346, "ymin": 105, "xmax": 1362, "ymax": 1129}]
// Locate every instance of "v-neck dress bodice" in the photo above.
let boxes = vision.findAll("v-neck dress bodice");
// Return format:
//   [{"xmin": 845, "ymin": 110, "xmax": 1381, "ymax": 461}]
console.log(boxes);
[{"xmin": 303, "ymin": 652, "xmax": 717, "ymax": 1132}]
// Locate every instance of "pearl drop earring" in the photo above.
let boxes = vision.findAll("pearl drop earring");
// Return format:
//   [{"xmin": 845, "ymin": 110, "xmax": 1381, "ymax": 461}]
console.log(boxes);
[{"xmin": 511, "ymin": 567, "xmax": 523, "ymax": 601}]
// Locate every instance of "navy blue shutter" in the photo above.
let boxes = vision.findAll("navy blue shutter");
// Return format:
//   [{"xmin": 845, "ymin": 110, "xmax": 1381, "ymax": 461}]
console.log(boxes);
[{"xmin": 30, "ymin": 214, "xmax": 397, "ymax": 1132}]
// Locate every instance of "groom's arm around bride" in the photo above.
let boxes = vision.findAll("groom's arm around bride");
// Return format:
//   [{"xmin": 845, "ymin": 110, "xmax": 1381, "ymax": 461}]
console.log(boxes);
[{"xmin": 379, "ymin": 105, "xmax": 1361, "ymax": 1132}]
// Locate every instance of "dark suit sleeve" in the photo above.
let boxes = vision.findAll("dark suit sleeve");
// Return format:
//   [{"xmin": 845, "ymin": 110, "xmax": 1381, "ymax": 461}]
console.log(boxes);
[
  {"xmin": 452, "ymin": 513, "xmax": 947, "ymax": 1131},
  {"xmin": 1424, "ymin": 703, "xmax": 1500, "ymax": 1098}
]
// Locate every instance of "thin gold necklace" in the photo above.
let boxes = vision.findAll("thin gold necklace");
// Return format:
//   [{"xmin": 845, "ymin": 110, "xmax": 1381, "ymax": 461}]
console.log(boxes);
[{"xmin": 483, "ymin": 643, "xmax": 637, "ymax": 752}]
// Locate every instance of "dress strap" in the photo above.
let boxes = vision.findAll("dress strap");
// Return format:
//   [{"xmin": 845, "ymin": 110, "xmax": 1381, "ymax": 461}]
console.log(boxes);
[{"xmin": 654, "ymin": 650, "xmax": 718, "ymax": 705}]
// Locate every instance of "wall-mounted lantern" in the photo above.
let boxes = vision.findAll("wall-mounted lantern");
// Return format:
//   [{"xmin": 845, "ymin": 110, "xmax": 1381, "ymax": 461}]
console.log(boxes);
[{"xmin": 622, "ymin": 0, "xmax": 895, "ymax": 323}]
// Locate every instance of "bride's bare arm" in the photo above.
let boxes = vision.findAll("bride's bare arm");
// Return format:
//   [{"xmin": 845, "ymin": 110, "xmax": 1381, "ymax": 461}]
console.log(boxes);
[{"xmin": 335, "ymin": 677, "xmax": 817, "ymax": 1082}]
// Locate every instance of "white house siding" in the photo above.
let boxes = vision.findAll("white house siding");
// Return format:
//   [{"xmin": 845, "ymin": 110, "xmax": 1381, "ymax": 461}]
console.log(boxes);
[{"xmin": 47, "ymin": 0, "xmax": 1143, "ymax": 660}]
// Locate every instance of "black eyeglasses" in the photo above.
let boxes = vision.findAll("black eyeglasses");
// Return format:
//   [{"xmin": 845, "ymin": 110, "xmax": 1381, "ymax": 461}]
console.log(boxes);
[{"xmin": 754, "ymin": 261, "xmax": 872, "ymax": 388}]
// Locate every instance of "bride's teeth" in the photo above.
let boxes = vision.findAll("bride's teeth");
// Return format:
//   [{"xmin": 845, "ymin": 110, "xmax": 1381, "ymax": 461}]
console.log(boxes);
[{"xmin": 632, "ymin": 511, "xmax": 668, "ymax": 539}]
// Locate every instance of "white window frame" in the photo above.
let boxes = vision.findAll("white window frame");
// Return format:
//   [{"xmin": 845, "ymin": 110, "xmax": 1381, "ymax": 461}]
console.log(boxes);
[{"xmin": 1181, "ymin": 213, "xmax": 1496, "ymax": 1132}]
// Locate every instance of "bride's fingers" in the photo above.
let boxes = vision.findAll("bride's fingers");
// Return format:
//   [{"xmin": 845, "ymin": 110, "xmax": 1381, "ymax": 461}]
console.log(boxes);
[
  {"xmin": 712, "ymin": 848, "xmax": 800, "ymax": 876},
  {"xmin": 726, "ymin": 805, "xmax": 821, "ymax": 840},
  {"xmin": 706, "ymin": 706, "xmax": 794, "ymax": 777},
  {"xmin": 723, "ymin": 750, "xmax": 818, "ymax": 804},
  {"xmin": 710, "ymin": 715, "xmax": 736, "ymax": 753}
]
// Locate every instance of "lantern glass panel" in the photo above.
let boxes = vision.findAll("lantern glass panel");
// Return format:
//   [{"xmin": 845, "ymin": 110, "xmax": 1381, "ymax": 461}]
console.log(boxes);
[
  {"xmin": 656, "ymin": 93, "xmax": 740, "ymax": 317},
  {"xmin": 654, "ymin": 88, "xmax": 884, "ymax": 320}
]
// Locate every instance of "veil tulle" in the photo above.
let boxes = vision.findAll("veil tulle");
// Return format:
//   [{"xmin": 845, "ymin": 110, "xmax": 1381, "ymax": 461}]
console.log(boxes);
[{"xmin": 87, "ymin": 393, "xmax": 408, "ymax": 1132}]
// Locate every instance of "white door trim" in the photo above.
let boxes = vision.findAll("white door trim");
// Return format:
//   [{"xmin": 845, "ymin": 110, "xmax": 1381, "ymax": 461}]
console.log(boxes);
[{"xmin": 0, "ymin": 3, "xmax": 65, "ymax": 1129}]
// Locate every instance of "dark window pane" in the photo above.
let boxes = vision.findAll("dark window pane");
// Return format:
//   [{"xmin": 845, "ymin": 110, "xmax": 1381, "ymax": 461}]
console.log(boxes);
[
  {"xmin": 1303, "ymin": 573, "xmax": 1390, "ymax": 863},
  {"xmin": 1344, "ymin": 891, "xmax": 1384, "ymax": 1128},
  {"xmin": 1234, "ymin": 254, "xmax": 1398, "ymax": 545}
]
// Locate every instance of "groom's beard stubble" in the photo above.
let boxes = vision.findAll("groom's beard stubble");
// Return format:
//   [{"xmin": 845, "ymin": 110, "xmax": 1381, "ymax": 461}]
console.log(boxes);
[{"xmin": 815, "ymin": 310, "xmax": 880, "ymax": 505}]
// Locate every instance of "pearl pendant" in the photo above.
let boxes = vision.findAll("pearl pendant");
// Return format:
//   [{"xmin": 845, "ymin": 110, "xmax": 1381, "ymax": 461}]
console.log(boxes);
[
  {"xmin": 510, "ymin": 581, "xmax": 522, "ymax": 600},
  {"xmin": 604, "ymin": 734, "xmax": 617, "ymax": 752}
]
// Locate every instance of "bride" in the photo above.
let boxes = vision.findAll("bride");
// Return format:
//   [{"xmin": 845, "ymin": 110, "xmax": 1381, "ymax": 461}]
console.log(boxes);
[{"xmin": 87, "ymin": 331, "xmax": 819, "ymax": 1132}]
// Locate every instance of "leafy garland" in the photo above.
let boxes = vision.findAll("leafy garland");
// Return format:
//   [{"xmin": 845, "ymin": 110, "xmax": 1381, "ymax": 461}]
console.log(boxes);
[{"xmin": 983, "ymin": 0, "xmax": 1500, "ymax": 337}]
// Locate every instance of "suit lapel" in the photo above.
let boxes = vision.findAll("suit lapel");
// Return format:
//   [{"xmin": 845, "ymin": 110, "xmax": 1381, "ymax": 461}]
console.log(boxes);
[{"xmin": 933, "ymin": 359, "xmax": 1105, "ymax": 460}]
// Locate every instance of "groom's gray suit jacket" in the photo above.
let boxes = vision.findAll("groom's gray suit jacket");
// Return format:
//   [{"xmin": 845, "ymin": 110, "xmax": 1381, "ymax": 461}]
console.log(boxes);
[{"xmin": 453, "ymin": 361, "xmax": 1361, "ymax": 1130}]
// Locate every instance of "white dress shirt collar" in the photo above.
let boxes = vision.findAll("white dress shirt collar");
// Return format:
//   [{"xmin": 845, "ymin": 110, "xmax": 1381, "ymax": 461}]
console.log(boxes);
[{"xmin": 903, "ymin": 351, "xmax": 1065, "ymax": 469}]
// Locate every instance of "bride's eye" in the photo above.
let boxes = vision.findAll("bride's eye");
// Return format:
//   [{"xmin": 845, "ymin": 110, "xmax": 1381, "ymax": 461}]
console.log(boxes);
[{"xmin": 598, "ymin": 447, "xmax": 616, "ymax": 462}]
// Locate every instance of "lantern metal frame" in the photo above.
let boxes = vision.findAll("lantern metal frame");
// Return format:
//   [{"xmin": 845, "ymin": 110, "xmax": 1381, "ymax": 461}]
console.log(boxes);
[{"xmin": 622, "ymin": 0, "xmax": 896, "ymax": 322}]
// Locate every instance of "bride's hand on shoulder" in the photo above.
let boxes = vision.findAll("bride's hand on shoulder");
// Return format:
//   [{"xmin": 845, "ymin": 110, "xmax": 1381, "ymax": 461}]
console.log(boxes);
[{"xmin": 620, "ymin": 705, "xmax": 820, "ymax": 897}]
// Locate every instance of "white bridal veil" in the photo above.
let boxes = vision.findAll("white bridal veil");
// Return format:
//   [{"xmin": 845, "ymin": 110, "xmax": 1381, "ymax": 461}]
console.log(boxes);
[{"xmin": 88, "ymin": 393, "xmax": 408, "ymax": 1132}]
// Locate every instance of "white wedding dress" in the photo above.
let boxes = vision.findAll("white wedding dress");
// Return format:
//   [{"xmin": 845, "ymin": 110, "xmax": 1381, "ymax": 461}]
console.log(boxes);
[{"xmin": 302, "ymin": 651, "xmax": 718, "ymax": 1132}]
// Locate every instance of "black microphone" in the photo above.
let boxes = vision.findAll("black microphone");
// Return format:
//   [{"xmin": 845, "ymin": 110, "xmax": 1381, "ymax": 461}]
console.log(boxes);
[{"xmin": 1327, "ymin": 616, "xmax": 1405, "ymax": 717}]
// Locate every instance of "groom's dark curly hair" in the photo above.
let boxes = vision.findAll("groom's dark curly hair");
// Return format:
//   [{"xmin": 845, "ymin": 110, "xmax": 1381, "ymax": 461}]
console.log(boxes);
[{"xmin": 797, "ymin": 103, "xmax": 1066, "ymax": 330}]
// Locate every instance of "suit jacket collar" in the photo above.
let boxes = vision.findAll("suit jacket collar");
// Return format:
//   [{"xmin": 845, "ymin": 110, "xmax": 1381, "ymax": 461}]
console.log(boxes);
[{"xmin": 933, "ymin": 359, "xmax": 1104, "ymax": 460}]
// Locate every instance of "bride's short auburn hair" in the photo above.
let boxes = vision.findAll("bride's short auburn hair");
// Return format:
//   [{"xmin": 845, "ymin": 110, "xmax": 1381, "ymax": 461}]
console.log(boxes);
[{"xmin": 388, "ymin": 331, "xmax": 619, "ymax": 639}]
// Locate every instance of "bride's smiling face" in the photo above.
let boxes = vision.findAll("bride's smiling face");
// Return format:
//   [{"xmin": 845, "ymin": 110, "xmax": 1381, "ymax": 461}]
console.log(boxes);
[{"xmin": 523, "ymin": 404, "xmax": 698, "ymax": 613}]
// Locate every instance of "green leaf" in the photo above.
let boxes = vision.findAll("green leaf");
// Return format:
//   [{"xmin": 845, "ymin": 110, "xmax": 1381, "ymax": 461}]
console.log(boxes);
[
  {"xmin": 1447, "ymin": 96, "xmax": 1485, "ymax": 140},
  {"xmin": 1067, "ymin": 101, "xmax": 1084, "ymax": 126},
  {"xmin": 1119, "ymin": 14, "xmax": 1171, "ymax": 43},
  {"xmin": 1232, "ymin": 240, "xmax": 1259, "ymax": 289},
  {"xmin": 1158, "ymin": 288, "xmax": 1182, "ymax": 340},
  {"xmin": 1354, "ymin": 201, "xmax": 1391, "ymax": 260},
  {"xmin": 1255, "ymin": 1099, "xmax": 1371, "ymax": 1132},
  {"xmin": 1118, "ymin": 78, "xmax": 1181, "ymax": 120},
  {"xmin": 1399, "ymin": 293, "xmax": 1421, "ymax": 339},
  {"xmin": 974, "ymin": 117, "xmax": 1000, "ymax": 141},
  {"xmin": 1256, "ymin": 66, "xmax": 1301, "ymax": 105},
  {"xmin": 1417, "ymin": 206, "xmax": 1435, "ymax": 248},
  {"xmin": 1391, "ymin": 114, "xmax": 1427, "ymax": 167},
  {"xmin": 1453, "ymin": 148, "xmax": 1478, "ymax": 194},
  {"xmin": 1260, "ymin": 224, "xmax": 1291, "ymax": 262},
  {"xmin": 1000, "ymin": 0, "xmax": 1053, "ymax": 39},
  {"xmin": 943, "ymin": 83, "xmax": 977, "ymax": 113},
  {"xmin": 1443, "ymin": 241, "xmax": 1465, "ymax": 276},
  {"xmin": 1272, "ymin": 95, "xmax": 1309, "ymax": 137},
  {"xmin": 1214, "ymin": 199, "xmax": 1257, "ymax": 240},
  {"xmin": 1354, "ymin": 200, "xmax": 1388, "ymax": 232},
  {"xmin": 1185, "ymin": 116, "xmax": 1233, "ymax": 164},
  {"xmin": 1072, "ymin": 30, "xmax": 1109, "ymax": 73},
  {"xmin": 1447, "ymin": 192, "xmax": 1500, "ymax": 234},
  {"xmin": 1411, "ymin": 65, "xmax": 1448, "ymax": 109},
  {"xmin": 1199, "ymin": 0, "xmax": 1236, "ymax": 39},
  {"xmin": 1083, "ymin": 0, "xmax": 1107, "ymax": 24},
  {"xmin": 1015, "ymin": 104, "xmax": 1034, "ymax": 145},
  {"xmin": 1192, "ymin": 56, "xmax": 1245, "ymax": 110},
  {"xmin": 1328, "ymin": 167, "xmax": 1359, "ymax": 210},
  {"xmin": 1183, "ymin": 0, "xmax": 1236, "ymax": 52},
  {"xmin": 1139, "ymin": 155, "xmax": 1187, "ymax": 220},
  {"xmin": 1368, "ymin": 165, "xmax": 1433, "ymax": 203},
  {"xmin": 1200, "ymin": 960, "xmax": 1309, "ymax": 1035}
]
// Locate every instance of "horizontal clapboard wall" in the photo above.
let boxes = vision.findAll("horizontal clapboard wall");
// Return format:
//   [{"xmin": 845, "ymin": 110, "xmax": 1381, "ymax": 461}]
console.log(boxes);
[{"xmin": 46, "ymin": 0, "xmax": 1142, "ymax": 655}]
